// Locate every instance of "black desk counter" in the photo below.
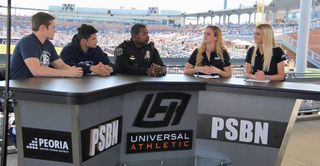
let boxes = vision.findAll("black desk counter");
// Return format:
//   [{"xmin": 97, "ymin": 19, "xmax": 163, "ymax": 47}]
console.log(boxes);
[
  {"xmin": 1, "ymin": 74, "xmax": 319, "ymax": 103},
  {"xmin": 0, "ymin": 74, "xmax": 206, "ymax": 104},
  {"xmin": 204, "ymin": 77, "xmax": 320, "ymax": 100},
  {"xmin": 0, "ymin": 74, "xmax": 319, "ymax": 166}
]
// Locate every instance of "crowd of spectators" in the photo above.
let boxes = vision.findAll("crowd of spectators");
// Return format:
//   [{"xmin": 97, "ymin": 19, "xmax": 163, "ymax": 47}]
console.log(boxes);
[{"xmin": 1, "ymin": 14, "xmax": 300, "ymax": 59}]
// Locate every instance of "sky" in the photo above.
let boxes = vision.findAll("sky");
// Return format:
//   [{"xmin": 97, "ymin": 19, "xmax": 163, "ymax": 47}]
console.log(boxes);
[
  {"xmin": 0, "ymin": 0, "xmax": 272, "ymax": 13},
  {"xmin": 0, "ymin": 0, "xmax": 273, "ymax": 24}
]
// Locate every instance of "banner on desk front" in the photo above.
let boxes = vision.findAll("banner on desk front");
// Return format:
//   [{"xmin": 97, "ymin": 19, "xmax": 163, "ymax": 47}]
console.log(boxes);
[
  {"xmin": 81, "ymin": 116, "xmax": 122, "ymax": 161},
  {"xmin": 22, "ymin": 127, "xmax": 73, "ymax": 163},
  {"xmin": 127, "ymin": 130, "xmax": 193, "ymax": 153},
  {"xmin": 133, "ymin": 92, "xmax": 191, "ymax": 128},
  {"xmin": 197, "ymin": 114, "xmax": 288, "ymax": 148}
]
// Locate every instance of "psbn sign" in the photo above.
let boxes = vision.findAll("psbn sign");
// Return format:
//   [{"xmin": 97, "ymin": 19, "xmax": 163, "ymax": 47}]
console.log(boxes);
[{"xmin": 211, "ymin": 117, "xmax": 269, "ymax": 145}]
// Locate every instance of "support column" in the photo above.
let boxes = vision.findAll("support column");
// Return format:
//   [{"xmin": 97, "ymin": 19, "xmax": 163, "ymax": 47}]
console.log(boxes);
[
  {"xmin": 228, "ymin": 15, "xmax": 230, "ymax": 24},
  {"xmin": 296, "ymin": 0, "xmax": 312, "ymax": 72},
  {"xmin": 211, "ymin": 16, "xmax": 213, "ymax": 24},
  {"xmin": 272, "ymin": 11, "xmax": 276, "ymax": 24},
  {"xmin": 197, "ymin": 17, "xmax": 199, "ymax": 25},
  {"xmin": 265, "ymin": 12, "xmax": 268, "ymax": 23},
  {"xmin": 249, "ymin": 13, "xmax": 251, "ymax": 24},
  {"xmin": 286, "ymin": 11, "xmax": 289, "ymax": 22},
  {"xmin": 219, "ymin": 16, "xmax": 221, "ymax": 25},
  {"xmin": 238, "ymin": 14, "xmax": 241, "ymax": 24},
  {"xmin": 254, "ymin": 12, "xmax": 257, "ymax": 24}
]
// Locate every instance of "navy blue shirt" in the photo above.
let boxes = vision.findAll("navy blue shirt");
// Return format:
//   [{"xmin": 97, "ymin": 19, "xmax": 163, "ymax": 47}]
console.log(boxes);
[
  {"xmin": 245, "ymin": 47, "xmax": 286, "ymax": 75},
  {"xmin": 188, "ymin": 48, "xmax": 231, "ymax": 74},
  {"xmin": 60, "ymin": 35, "xmax": 116, "ymax": 75},
  {"xmin": 115, "ymin": 40, "xmax": 165, "ymax": 75},
  {"xmin": 10, "ymin": 33, "xmax": 59, "ymax": 79}
]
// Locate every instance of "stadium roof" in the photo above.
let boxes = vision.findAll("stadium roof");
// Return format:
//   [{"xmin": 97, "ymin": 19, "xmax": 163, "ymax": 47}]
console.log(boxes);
[{"xmin": 48, "ymin": 5, "xmax": 182, "ymax": 16}]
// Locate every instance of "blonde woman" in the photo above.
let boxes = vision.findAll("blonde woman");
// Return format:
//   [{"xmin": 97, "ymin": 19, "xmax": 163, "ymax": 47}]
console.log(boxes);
[
  {"xmin": 245, "ymin": 24, "xmax": 286, "ymax": 81},
  {"xmin": 184, "ymin": 25, "xmax": 231, "ymax": 78}
]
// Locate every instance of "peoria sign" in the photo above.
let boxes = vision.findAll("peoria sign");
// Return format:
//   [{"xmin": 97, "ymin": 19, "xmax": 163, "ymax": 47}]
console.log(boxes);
[{"xmin": 22, "ymin": 127, "xmax": 73, "ymax": 163}]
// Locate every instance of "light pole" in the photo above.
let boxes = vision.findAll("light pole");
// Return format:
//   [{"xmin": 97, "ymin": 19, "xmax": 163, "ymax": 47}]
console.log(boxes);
[{"xmin": 1, "ymin": 0, "xmax": 13, "ymax": 165}]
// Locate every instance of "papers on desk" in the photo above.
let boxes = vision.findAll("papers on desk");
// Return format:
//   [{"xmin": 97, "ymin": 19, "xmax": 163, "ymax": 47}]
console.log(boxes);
[
  {"xmin": 193, "ymin": 74, "xmax": 220, "ymax": 79},
  {"xmin": 244, "ymin": 79, "xmax": 270, "ymax": 83}
]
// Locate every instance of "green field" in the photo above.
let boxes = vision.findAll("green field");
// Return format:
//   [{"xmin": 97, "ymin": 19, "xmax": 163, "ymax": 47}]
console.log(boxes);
[
  {"xmin": 0, "ymin": 44, "xmax": 63, "ymax": 55},
  {"xmin": 0, "ymin": 44, "xmax": 15, "ymax": 54}
]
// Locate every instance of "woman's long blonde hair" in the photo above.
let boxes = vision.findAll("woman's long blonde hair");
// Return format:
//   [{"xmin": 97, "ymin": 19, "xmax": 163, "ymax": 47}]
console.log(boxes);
[
  {"xmin": 251, "ymin": 23, "xmax": 276, "ymax": 72},
  {"xmin": 196, "ymin": 25, "xmax": 226, "ymax": 66}
]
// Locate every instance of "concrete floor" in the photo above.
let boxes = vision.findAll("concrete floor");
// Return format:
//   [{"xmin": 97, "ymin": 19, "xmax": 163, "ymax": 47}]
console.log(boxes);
[
  {"xmin": 281, "ymin": 116, "xmax": 320, "ymax": 166},
  {"xmin": 1, "ymin": 116, "xmax": 320, "ymax": 166}
]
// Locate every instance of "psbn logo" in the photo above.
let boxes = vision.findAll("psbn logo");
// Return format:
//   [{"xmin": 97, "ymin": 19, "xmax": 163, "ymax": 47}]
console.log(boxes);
[{"xmin": 133, "ymin": 92, "xmax": 191, "ymax": 128}]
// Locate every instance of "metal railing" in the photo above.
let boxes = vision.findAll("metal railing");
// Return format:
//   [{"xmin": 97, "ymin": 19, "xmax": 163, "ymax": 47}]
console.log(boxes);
[{"xmin": 276, "ymin": 34, "xmax": 320, "ymax": 68}]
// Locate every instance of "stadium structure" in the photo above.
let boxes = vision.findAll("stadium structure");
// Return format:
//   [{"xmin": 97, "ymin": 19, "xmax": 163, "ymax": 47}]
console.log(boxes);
[
  {"xmin": 0, "ymin": 1, "xmax": 320, "ymax": 165},
  {"xmin": 48, "ymin": 4, "xmax": 184, "ymax": 26}
]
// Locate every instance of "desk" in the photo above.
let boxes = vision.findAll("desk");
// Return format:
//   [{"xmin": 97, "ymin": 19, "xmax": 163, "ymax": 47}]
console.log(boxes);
[{"xmin": 1, "ymin": 74, "xmax": 320, "ymax": 166}]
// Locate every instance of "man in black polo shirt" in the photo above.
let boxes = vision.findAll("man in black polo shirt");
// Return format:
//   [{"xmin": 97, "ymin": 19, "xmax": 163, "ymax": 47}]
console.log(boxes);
[
  {"xmin": 10, "ymin": 12, "xmax": 83, "ymax": 79},
  {"xmin": 115, "ymin": 24, "xmax": 166, "ymax": 76}
]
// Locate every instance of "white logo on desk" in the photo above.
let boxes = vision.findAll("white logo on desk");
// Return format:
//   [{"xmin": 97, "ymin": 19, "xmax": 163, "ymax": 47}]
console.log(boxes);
[
  {"xmin": 81, "ymin": 116, "xmax": 122, "ymax": 161},
  {"xmin": 89, "ymin": 119, "xmax": 120, "ymax": 156},
  {"xmin": 26, "ymin": 137, "xmax": 69, "ymax": 153},
  {"xmin": 211, "ymin": 117, "xmax": 269, "ymax": 145}
]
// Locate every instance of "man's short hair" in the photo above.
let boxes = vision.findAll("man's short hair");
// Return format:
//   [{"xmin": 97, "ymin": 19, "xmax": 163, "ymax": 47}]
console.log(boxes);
[
  {"xmin": 130, "ymin": 24, "xmax": 146, "ymax": 37},
  {"xmin": 31, "ymin": 12, "xmax": 55, "ymax": 31},
  {"xmin": 77, "ymin": 24, "xmax": 98, "ymax": 40}
]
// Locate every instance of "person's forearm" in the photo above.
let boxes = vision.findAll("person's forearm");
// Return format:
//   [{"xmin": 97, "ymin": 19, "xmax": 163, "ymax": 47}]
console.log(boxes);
[
  {"xmin": 268, "ymin": 74, "xmax": 285, "ymax": 81},
  {"xmin": 59, "ymin": 64, "xmax": 72, "ymax": 70},
  {"xmin": 245, "ymin": 72, "xmax": 254, "ymax": 79},
  {"xmin": 31, "ymin": 66, "xmax": 70, "ymax": 77},
  {"xmin": 218, "ymin": 70, "xmax": 231, "ymax": 78},
  {"xmin": 184, "ymin": 67, "xmax": 197, "ymax": 75}
]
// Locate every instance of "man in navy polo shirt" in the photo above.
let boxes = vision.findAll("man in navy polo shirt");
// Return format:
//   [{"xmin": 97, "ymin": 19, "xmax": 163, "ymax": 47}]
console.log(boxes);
[
  {"xmin": 10, "ymin": 12, "xmax": 83, "ymax": 79},
  {"xmin": 115, "ymin": 24, "xmax": 166, "ymax": 76},
  {"xmin": 60, "ymin": 24, "xmax": 116, "ymax": 76}
]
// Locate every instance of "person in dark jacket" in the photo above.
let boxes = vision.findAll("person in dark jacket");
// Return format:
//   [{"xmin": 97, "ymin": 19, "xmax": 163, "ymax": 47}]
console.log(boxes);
[
  {"xmin": 114, "ymin": 24, "xmax": 166, "ymax": 76},
  {"xmin": 60, "ymin": 24, "xmax": 116, "ymax": 76}
]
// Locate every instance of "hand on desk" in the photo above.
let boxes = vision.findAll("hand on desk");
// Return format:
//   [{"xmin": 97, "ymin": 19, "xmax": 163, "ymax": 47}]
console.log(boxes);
[
  {"xmin": 147, "ymin": 63, "xmax": 166, "ymax": 77},
  {"xmin": 90, "ymin": 62, "xmax": 113, "ymax": 76},
  {"xmin": 254, "ymin": 70, "xmax": 268, "ymax": 80}
]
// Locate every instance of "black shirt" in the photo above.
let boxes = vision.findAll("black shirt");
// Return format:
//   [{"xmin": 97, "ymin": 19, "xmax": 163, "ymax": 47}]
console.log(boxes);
[
  {"xmin": 60, "ymin": 35, "xmax": 116, "ymax": 75},
  {"xmin": 188, "ymin": 48, "xmax": 231, "ymax": 73},
  {"xmin": 10, "ymin": 33, "xmax": 60, "ymax": 80},
  {"xmin": 115, "ymin": 40, "xmax": 165, "ymax": 75},
  {"xmin": 245, "ymin": 46, "xmax": 286, "ymax": 75}
]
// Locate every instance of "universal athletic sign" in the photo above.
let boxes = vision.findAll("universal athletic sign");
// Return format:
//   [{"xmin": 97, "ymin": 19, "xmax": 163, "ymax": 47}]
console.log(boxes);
[{"xmin": 127, "ymin": 92, "xmax": 193, "ymax": 153}]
